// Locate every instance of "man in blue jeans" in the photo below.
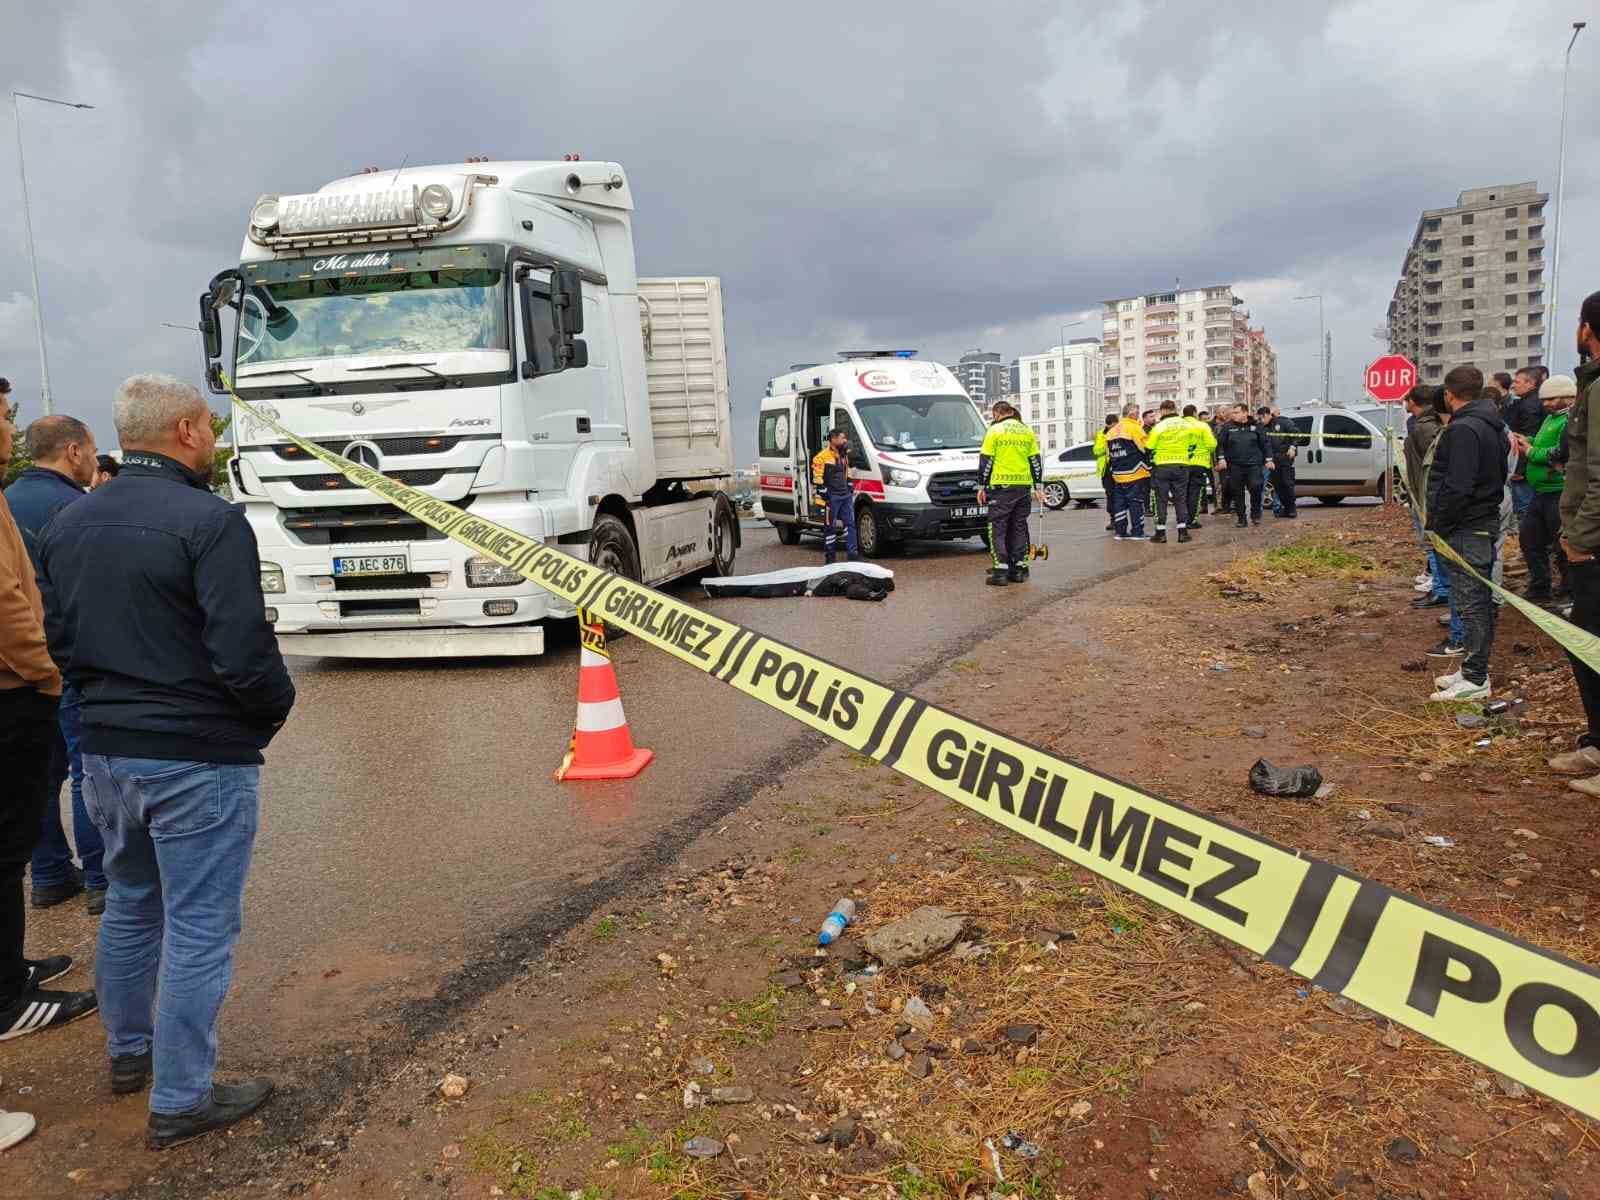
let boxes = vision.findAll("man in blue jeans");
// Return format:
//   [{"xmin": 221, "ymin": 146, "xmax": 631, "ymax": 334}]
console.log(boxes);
[
  {"xmin": 39, "ymin": 375, "xmax": 295, "ymax": 1149},
  {"xmin": 1425, "ymin": 365, "xmax": 1510, "ymax": 701},
  {"xmin": 3, "ymin": 415, "xmax": 106, "ymax": 913}
]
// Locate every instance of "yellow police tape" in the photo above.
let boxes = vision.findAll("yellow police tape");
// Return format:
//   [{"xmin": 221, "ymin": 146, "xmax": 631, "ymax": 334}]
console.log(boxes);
[{"xmin": 226, "ymin": 381, "xmax": 1600, "ymax": 1118}]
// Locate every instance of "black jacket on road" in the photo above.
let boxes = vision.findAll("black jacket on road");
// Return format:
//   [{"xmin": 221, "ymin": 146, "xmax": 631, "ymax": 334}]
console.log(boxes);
[
  {"xmin": 1425, "ymin": 397, "xmax": 1509, "ymax": 538},
  {"xmin": 1217, "ymin": 422, "xmax": 1270, "ymax": 469},
  {"xmin": 38, "ymin": 451, "xmax": 294, "ymax": 764}
]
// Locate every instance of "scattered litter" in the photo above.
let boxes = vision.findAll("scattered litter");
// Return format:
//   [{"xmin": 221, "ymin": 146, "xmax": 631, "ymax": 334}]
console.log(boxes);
[
  {"xmin": 1313, "ymin": 781, "xmax": 1336, "ymax": 800},
  {"xmin": 999, "ymin": 1131, "xmax": 1041, "ymax": 1158},
  {"xmin": 1248, "ymin": 759, "xmax": 1324, "ymax": 799},
  {"xmin": 682, "ymin": 1082, "xmax": 702, "ymax": 1109},
  {"xmin": 1067, "ymin": 1099, "xmax": 1093, "ymax": 1120},
  {"xmin": 952, "ymin": 940, "xmax": 992, "ymax": 962},
  {"xmin": 689, "ymin": 1056, "xmax": 714, "ymax": 1075},
  {"xmin": 708, "ymin": 1085, "xmax": 753, "ymax": 1104},
  {"xmin": 1322, "ymin": 995, "xmax": 1375, "ymax": 1021},
  {"xmin": 984, "ymin": 1137, "xmax": 1005, "ymax": 1183},
  {"xmin": 1355, "ymin": 807, "xmax": 1372, "ymax": 820},
  {"xmin": 1423, "ymin": 835, "xmax": 1456, "ymax": 848},
  {"xmin": 863, "ymin": 906, "xmax": 966, "ymax": 967},
  {"xmin": 1382, "ymin": 1026, "xmax": 1404, "ymax": 1050},
  {"xmin": 818, "ymin": 897, "xmax": 857, "ymax": 946},
  {"xmin": 1456, "ymin": 712, "xmax": 1487, "ymax": 729},
  {"xmin": 1474, "ymin": 737, "xmax": 1492, "ymax": 747},
  {"xmin": 1211, "ymin": 661, "xmax": 1232, "ymax": 672},
  {"xmin": 1030, "ymin": 927, "xmax": 1075, "ymax": 948},
  {"xmin": 1496, "ymin": 1073, "xmax": 1528, "ymax": 1098},
  {"xmin": 682, "ymin": 1135, "xmax": 724, "ymax": 1159},
  {"xmin": 1513, "ymin": 827, "xmax": 1541, "ymax": 840}
]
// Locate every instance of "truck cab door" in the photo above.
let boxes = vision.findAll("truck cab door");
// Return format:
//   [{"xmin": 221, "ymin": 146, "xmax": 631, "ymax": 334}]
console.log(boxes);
[
  {"xmin": 798, "ymin": 390, "xmax": 832, "ymax": 524},
  {"xmin": 514, "ymin": 265, "xmax": 601, "ymax": 500}
]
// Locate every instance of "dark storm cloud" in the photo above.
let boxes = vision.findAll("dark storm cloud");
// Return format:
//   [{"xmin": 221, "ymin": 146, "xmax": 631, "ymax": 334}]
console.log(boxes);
[{"xmin": 1, "ymin": 0, "xmax": 1594, "ymax": 448}]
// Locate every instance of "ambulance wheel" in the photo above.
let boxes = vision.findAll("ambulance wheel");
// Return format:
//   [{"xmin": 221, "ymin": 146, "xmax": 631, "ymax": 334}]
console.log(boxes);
[
  {"xmin": 856, "ymin": 502, "xmax": 885, "ymax": 558},
  {"xmin": 774, "ymin": 520, "xmax": 801, "ymax": 545},
  {"xmin": 1042, "ymin": 481, "xmax": 1070, "ymax": 510}
]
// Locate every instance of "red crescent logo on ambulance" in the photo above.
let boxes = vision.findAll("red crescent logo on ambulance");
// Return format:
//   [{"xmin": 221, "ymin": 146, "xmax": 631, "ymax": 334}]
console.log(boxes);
[{"xmin": 856, "ymin": 369, "xmax": 897, "ymax": 393}]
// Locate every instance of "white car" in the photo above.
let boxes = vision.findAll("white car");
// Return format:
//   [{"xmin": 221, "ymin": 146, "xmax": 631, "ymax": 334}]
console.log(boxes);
[{"xmin": 1041, "ymin": 441, "xmax": 1105, "ymax": 510}]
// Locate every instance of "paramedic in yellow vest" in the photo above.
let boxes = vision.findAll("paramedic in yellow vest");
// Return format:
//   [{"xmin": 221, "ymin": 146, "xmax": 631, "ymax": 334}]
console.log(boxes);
[
  {"xmin": 1144, "ymin": 400, "xmax": 1194, "ymax": 544},
  {"xmin": 1094, "ymin": 412, "xmax": 1118, "ymax": 534},
  {"xmin": 1107, "ymin": 403, "xmax": 1152, "ymax": 539},
  {"xmin": 975, "ymin": 401, "xmax": 1043, "ymax": 587},
  {"xmin": 1182, "ymin": 403, "xmax": 1218, "ymax": 529},
  {"xmin": 810, "ymin": 427, "xmax": 858, "ymax": 564}
]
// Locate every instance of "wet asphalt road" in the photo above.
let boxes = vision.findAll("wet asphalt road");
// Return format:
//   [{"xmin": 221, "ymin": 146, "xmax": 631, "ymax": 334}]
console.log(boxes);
[{"xmin": 7, "ymin": 498, "xmax": 1369, "ymax": 1192}]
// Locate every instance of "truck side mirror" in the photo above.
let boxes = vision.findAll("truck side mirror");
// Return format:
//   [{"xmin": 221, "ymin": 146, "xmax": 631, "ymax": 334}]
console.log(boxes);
[
  {"xmin": 549, "ymin": 268, "xmax": 587, "ymax": 369},
  {"xmin": 199, "ymin": 292, "xmax": 222, "ymax": 361}
]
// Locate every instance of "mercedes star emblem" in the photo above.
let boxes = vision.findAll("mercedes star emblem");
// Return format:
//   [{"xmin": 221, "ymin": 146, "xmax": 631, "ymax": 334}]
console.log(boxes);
[{"xmin": 343, "ymin": 440, "xmax": 382, "ymax": 470}]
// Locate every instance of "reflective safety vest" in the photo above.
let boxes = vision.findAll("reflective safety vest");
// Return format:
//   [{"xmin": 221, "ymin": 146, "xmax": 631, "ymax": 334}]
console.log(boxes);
[{"xmin": 979, "ymin": 418, "xmax": 1042, "ymax": 487}]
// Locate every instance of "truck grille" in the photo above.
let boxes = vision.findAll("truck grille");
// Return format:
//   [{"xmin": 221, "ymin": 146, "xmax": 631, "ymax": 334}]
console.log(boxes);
[
  {"xmin": 926, "ymin": 471, "xmax": 982, "ymax": 505},
  {"xmin": 292, "ymin": 469, "xmax": 446, "ymax": 492},
  {"xmin": 331, "ymin": 573, "xmax": 435, "ymax": 592},
  {"xmin": 272, "ymin": 435, "xmax": 463, "ymax": 460},
  {"xmin": 281, "ymin": 499, "xmax": 475, "ymax": 546}
]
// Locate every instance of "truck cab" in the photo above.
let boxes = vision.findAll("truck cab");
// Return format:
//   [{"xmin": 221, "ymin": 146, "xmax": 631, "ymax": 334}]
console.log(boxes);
[
  {"xmin": 757, "ymin": 353, "xmax": 989, "ymax": 556},
  {"xmin": 200, "ymin": 161, "xmax": 737, "ymax": 658}
]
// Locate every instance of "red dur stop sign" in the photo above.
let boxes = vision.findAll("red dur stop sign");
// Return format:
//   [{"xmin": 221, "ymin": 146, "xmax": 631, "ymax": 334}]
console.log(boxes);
[{"xmin": 1365, "ymin": 354, "xmax": 1417, "ymax": 403}]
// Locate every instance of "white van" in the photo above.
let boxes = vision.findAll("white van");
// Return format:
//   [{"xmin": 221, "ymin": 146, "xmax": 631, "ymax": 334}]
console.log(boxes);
[
  {"xmin": 757, "ymin": 353, "xmax": 990, "ymax": 556},
  {"xmin": 1274, "ymin": 406, "xmax": 1398, "ymax": 502}
]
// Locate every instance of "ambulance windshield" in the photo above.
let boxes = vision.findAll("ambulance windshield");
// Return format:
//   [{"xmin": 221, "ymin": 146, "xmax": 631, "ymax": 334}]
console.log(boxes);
[{"xmin": 854, "ymin": 396, "xmax": 986, "ymax": 451}]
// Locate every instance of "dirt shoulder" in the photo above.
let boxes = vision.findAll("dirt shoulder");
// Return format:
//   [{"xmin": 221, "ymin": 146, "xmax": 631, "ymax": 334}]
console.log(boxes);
[{"xmin": 22, "ymin": 505, "xmax": 1600, "ymax": 1200}]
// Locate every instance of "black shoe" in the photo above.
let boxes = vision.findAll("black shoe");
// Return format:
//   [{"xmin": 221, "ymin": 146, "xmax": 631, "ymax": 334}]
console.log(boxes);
[
  {"xmin": 1010, "ymin": 566, "xmax": 1029, "ymax": 583},
  {"xmin": 1410, "ymin": 594, "xmax": 1448, "ymax": 609},
  {"xmin": 1281, "ymin": 512, "xmax": 1298, "ymax": 519},
  {"xmin": 1251, "ymin": 517, "xmax": 1262, "ymax": 526},
  {"xmin": 1189, "ymin": 520, "xmax": 1203, "ymax": 530},
  {"xmin": 1150, "ymin": 531, "xmax": 1167, "ymax": 544},
  {"xmin": 1236, "ymin": 519, "xmax": 1249, "ymax": 528},
  {"xmin": 1105, "ymin": 521, "xmax": 1114, "ymax": 531},
  {"xmin": 1425, "ymin": 639, "xmax": 1466, "ymax": 658},
  {"xmin": 31, "ymin": 869, "xmax": 84, "ymax": 909},
  {"xmin": 146, "ymin": 1078, "xmax": 275, "ymax": 1150},
  {"xmin": 986, "ymin": 570, "xmax": 1009, "ymax": 587},
  {"xmin": 1177, "ymin": 529, "xmax": 1192, "ymax": 543},
  {"xmin": 111, "ymin": 1049, "xmax": 152, "ymax": 1095},
  {"xmin": 1522, "ymin": 587, "xmax": 1553, "ymax": 603},
  {"xmin": 24, "ymin": 956, "xmax": 72, "ymax": 987},
  {"xmin": 0, "ymin": 984, "xmax": 98, "ymax": 1041},
  {"xmin": 85, "ymin": 888, "xmax": 106, "ymax": 916}
]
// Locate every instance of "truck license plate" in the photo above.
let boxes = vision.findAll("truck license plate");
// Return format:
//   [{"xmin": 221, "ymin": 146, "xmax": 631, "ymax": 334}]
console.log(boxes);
[
  {"xmin": 333, "ymin": 553, "xmax": 408, "ymax": 577},
  {"xmin": 952, "ymin": 505, "xmax": 987, "ymax": 519}
]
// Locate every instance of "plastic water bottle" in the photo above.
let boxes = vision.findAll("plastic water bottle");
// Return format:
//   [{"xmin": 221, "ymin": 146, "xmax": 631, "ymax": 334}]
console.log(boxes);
[{"xmin": 818, "ymin": 897, "xmax": 856, "ymax": 946}]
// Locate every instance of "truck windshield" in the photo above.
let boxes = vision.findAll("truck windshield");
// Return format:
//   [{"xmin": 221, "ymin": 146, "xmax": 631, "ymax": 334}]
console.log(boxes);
[
  {"xmin": 236, "ymin": 267, "xmax": 507, "ymax": 367},
  {"xmin": 853, "ymin": 395, "xmax": 987, "ymax": 451}
]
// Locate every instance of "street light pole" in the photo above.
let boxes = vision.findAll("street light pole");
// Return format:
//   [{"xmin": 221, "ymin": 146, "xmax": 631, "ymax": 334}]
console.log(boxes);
[
  {"xmin": 12, "ymin": 89, "xmax": 95, "ymax": 416},
  {"xmin": 1295, "ymin": 293, "xmax": 1325, "ymax": 402},
  {"xmin": 1549, "ymin": 21, "xmax": 1585, "ymax": 366}
]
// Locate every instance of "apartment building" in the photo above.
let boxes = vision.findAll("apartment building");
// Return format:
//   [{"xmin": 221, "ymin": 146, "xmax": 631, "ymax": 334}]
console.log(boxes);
[
  {"xmin": 1245, "ymin": 328, "xmax": 1278, "ymax": 410},
  {"xmin": 1014, "ymin": 339, "xmax": 1104, "ymax": 451},
  {"xmin": 1386, "ymin": 182, "xmax": 1548, "ymax": 384},
  {"xmin": 1102, "ymin": 285, "xmax": 1266, "ymax": 415},
  {"xmin": 950, "ymin": 351, "xmax": 1008, "ymax": 412}
]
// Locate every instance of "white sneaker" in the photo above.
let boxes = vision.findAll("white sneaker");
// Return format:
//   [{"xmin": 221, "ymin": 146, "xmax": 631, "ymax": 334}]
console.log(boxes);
[
  {"xmin": 0, "ymin": 1109, "xmax": 36, "ymax": 1152},
  {"xmin": 1434, "ymin": 669, "xmax": 1463, "ymax": 689},
  {"xmin": 1430, "ymin": 676, "xmax": 1491, "ymax": 702},
  {"xmin": 1414, "ymin": 579, "xmax": 1435, "ymax": 592},
  {"xmin": 1414, "ymin": 573, "xmax": 1432, "ymax": 586}
]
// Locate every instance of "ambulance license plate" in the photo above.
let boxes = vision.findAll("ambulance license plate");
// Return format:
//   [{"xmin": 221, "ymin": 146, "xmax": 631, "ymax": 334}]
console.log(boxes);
[
  {"xmin": 333, "ymin": 553, "xmax": 408, "ymax": 577},
  {"xmin": 951, "ymin": 506, "xmax": 987, "ymax": 518}
]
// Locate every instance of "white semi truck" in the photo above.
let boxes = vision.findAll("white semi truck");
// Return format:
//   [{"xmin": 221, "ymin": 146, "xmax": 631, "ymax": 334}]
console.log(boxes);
[{"xmin": 197, "ymin": 160, "xmax": 737, "ymax": 658}]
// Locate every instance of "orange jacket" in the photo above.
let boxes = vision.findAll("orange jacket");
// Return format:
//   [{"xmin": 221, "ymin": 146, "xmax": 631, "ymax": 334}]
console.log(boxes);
[{"xmin": 0, "ymin": 491, "xmax": 61, "ymax": 696}]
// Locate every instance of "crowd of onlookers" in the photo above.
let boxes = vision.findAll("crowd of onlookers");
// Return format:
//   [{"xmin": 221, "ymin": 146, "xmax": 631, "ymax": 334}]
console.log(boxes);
[
  {"xmin": 1402, "ymin": 292, "xmax": 1600, "ymax": 795},
  {"xmin": 1, "ymin": 373, "xmax": 293, "ymax": 1152}
]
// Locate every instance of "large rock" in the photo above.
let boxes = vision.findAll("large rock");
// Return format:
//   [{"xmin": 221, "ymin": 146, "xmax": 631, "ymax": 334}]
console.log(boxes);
[{"xmin": 863, "ymin": 907, "xmax": 966, "ymax": 968}]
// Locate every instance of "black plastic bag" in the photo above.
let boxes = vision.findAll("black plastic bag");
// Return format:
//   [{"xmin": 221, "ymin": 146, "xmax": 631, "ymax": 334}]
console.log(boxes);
[{"xmin": 1248, "ymin": 758, "xmax": 1323, "ymax": 798}]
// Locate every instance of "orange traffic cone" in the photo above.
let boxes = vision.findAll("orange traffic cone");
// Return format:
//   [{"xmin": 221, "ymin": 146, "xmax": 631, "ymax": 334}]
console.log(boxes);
[{"xmin": 554, "ymin": 614, "xmax": 654, "ymax": 782}]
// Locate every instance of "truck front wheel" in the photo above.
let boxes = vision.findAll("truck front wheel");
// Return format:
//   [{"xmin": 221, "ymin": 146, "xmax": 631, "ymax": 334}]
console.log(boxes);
[
  {"xmin": 590, "ymin": 514, "xmax": 641, "ymax": 582},
  {"xmin": 711, "ymin": 497, "xmax": 738, "ymax": 576},
  {"xmin": 774, "ymin": 521, "xmax": 801, "ymax": 545},
  {"xmin": 856, "ymin": 502, "xmax": 888, "ymax": 558}
]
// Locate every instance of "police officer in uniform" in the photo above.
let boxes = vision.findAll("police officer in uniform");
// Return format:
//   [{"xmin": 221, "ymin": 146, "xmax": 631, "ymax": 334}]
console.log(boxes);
[
  {"xmin": 1259, "ymin": 405, "xmax": 1298, "ymax": 519},
  {"xmin": 976, "ymin": 401, "xmax": 1043, "ymax": 586},
  {"xmin": 810, "ymin": 427, "xmax": 859, "ymax": 564}
]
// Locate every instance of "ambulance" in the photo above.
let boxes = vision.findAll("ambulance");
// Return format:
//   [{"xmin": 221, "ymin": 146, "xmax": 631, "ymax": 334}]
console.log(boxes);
[{"xmin": 756, "ymin": 352, "xmax": 990, "ymax": 556}]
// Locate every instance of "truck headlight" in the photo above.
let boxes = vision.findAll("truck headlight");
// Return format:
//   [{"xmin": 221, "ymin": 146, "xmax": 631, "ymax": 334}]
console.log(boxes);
[
  {"xmin": 418, "ymin": 183, "xmax": 453, "ymax": 219},
  {"xmin": 260, "ymin": 562, "xmax": 286, "ymax": 594},
  {"xmin": 465, "ymin": 556, "xmax": 522, "ymax": 587},
  {"xmin": 887, "ymin": 468, "xmax": 921, "ymax": 488}
]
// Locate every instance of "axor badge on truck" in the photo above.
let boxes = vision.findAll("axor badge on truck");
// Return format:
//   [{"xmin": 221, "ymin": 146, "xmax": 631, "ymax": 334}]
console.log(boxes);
[{"xmin": 758, "ymin": 353, "xmax": 990, "ymax": 556}]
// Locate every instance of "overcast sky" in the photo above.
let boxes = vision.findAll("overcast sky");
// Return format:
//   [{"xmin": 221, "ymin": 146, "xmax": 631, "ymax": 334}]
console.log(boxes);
[{"xmin": 1, "ymin": 0, "xmax": 1594, "ymax": 455}]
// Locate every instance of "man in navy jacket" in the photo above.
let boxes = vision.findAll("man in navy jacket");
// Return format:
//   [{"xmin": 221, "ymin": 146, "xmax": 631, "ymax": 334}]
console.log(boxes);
[
  {"xmin": 4, "ymin": 415, "xmax": 105, "ymax": 913},
  {"xmin": 40, "ymin": 374, "xmax": 294, "ymax": 1149}
]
